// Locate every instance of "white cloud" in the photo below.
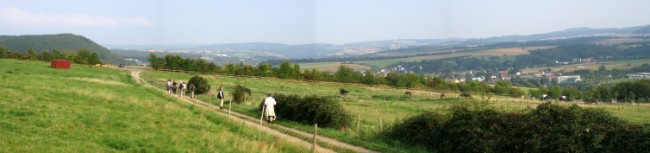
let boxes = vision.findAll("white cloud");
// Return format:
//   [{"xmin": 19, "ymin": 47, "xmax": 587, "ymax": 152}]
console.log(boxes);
[{"xmin": 0, "ymin": 7, "xmax": 152, "ymax": 28}]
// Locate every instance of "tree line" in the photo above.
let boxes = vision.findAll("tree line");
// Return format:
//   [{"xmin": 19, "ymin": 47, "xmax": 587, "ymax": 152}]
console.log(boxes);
[
  {"xmin": 148, "ymin": 53, "xmax": 526, "ymax": 98},
  {"xmin": 0, "ymin": 46, "xmax": 102, "ymax": 65},
  {"xmin": 527, "ymin": 79, "xmax": 650, "ymax": 103}
]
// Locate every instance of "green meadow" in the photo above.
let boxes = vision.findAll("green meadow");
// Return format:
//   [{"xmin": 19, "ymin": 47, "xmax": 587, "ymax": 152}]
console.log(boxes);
[
  {"xmin": 142, "ymin": 69, "xmax": 650, "ymax": 152},
  {"xmin": 0, "ymin": 59, "xmax": 309, "ymax": 152}
]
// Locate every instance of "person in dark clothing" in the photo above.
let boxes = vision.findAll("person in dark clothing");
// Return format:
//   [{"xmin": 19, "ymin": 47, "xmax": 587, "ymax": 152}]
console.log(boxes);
[
  {"xmin": 217, "ymin": 86, "xmax": 225, "ymax": 109},
  {"xmin": 188, "ymin": 83, "xmax": 196, "ymax": 99},
  {"xmin": 172, "ymin": 81, "xmax": 177, "ymax": 94}
]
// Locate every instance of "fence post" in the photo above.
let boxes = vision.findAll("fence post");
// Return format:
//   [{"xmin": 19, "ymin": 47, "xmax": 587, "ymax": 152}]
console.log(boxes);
[
  {"xmin": 379, "ymin": 116, "xmax": 383, "ymax": 131},
  {"xmin": 356, "ymin": 115, "xmax": 360, "ymax": 132},
  {"xmin": 312, "ymin": 124, "xmax": 318, "ymax": 153},
  {"xmin": 260, "ymin": 105, "xmax": 266, "ymax": 126},
  {"xmin": 229, "ymin": 99, "xmax": 232, "ymax": 117}
]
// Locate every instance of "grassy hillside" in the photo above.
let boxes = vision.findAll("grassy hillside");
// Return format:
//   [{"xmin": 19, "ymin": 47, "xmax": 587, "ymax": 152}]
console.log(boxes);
[
  {"xmin": 356, "ymin": 46, "xmax": 554, "ymax": 68},
  {"xmin": 0, "ymin": 34, "xmax": 126, "ymax": 64},
  {"xmin": 0, "ymin": 59, "xmax": 308, "ymax": 152},
  {"xmin": 142, "ymin": 69, "xmax": 650, "ymax": 152},
  {"xmin": 300, "ymin": 62, "xmax": 371, "ymax": 72}
]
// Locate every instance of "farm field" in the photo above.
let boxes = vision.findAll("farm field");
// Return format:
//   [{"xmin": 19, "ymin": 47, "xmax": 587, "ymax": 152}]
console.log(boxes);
[
  {"xmin": 142, "ymin": 69, "xmax": 650, "ymax": 152},
  {"xmin": 357, "ymin": 46, "xmax": 555, "ymax": 68},
  {"xmin": 0, "ymin": 59, "xmax": 309, "ymax": 152},
  {"xmin": 520, "ymin": 58, "xmax": 650, "ymax": 73},
  {"xmin": 300, "ymin": 62, "xmax": 371, "ymax": 72}
]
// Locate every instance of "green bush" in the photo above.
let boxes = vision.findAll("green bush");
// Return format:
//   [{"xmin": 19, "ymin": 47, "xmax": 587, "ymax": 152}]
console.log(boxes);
[
  {"xmin": 273, "ymin": 94, "xmax": 352, "ymax": 129},
  {"xmin": 232, "ymin": 85, "xmax": 251, "ymax": 103},
  {"xmin": 383, "ymin": 102, "xmax": 650, "ymax": 152},
  {"xmin": 187, "ymin": 76, "xmax": 210, "ymax": 94}
]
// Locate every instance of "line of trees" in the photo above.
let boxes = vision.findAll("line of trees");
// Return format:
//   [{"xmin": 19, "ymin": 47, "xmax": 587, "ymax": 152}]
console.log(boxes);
[
  {"xmin": 148, "ymin": 53, "xmax": 526, "ymax": 98},
  {"xmin": 528, "ymin": 79, "xmax": 650, "ymax": 103},
  {"xmin": 583, "ymin": 79, "xmax": 650, "ymax": 103},
  {"xmin": 0, "ymin": 46, "xmax": 101, "ymax": 65}
]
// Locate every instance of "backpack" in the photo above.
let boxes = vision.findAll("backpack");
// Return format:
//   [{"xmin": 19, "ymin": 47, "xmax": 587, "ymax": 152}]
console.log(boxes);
[{"xmin": 217, "ymin": 90, "xmax": 223, "ymax": 99}]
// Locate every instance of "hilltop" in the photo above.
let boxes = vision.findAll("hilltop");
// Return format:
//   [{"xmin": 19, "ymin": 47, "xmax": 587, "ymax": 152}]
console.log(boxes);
[{"xmin": 0, "ymin": 33, "xmax": 127, "ymax": 64}]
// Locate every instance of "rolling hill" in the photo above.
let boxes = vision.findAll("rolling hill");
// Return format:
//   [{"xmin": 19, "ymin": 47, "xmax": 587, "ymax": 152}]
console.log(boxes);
[{"xmin": 0, "ymin": 33, "xmax": 126, "ymax": 64}]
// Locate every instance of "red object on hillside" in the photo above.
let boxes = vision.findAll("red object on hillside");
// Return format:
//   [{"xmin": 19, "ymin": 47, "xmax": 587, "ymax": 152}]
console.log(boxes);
[{"xmin": 51, "ymin": 59, "xmax": 71, "ymax": 69}]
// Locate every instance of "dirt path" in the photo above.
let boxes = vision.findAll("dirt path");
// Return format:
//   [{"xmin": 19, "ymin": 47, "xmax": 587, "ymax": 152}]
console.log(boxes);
[
  {"xmin": 129, "ymin": 70, "xmax": 377, "ymax": 153},
  {"xmin": 130, "ymin": 69, "xmax": 143, "ymax": 84}
]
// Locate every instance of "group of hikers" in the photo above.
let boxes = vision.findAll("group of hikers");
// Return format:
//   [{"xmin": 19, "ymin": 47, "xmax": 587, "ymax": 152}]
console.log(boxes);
[
  {"xmin": 165, "ymin": 79, "xmax": 276, "ymax": 123},
  {"xmin": 166, "ymin": 79, "xmax": 195, "ymax": 98}
]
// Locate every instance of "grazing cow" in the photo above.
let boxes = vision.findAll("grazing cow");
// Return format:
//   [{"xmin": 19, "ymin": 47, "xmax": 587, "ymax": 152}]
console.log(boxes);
[
  {"xmin": 440, "ymin": 93, "xmax": 445, "ymax": 99},
  {"xmin": 339, "ymin": 88, "xmax": 349, "ymax": 96},
  {"xmin": 459, "ymin": 92, "xmax": 472, "ymax": 99},
  {"xmin": 404, "ymin": 91, "xmax": 412, "ymax": 96},
  {"xmin": 540, "ymin": 94, "xmax": 549, "ymax": 101},
  {"xmin": 559, "ymin": 96, "xmax": 569, "ymax": 101}
]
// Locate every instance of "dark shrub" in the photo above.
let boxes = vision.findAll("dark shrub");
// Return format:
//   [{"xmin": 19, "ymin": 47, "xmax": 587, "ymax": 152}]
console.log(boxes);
[
  {"xmin": 232, "ymin": 85, "xmax": 251, "ymax": 103},
  {"xmin": 383, "ymin": 102, "xmax": 650, "ymax": 153},
  {"xmin": 187, "ymin": 76, "xmax": 210, "ymax": 94},
  {"xmin": 273, "ymin": 94, "xmax": 352, "ymax": 129},
  {"xmin": 383, "ymin": 111, "xmax": 446, "ymax": 147}
]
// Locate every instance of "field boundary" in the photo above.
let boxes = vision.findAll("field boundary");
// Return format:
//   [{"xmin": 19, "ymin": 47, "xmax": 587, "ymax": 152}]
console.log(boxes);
[
  {"xmin": 130, "ymin": 69, "xmax": 378, "ymax": 153},
  {"xmin": 152, "ymin": 68, "xmax": 460, "ymax": 94}
]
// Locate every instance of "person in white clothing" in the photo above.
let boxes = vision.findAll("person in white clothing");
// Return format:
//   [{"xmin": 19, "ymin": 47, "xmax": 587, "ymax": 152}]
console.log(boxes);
[
  {"xmin": 166, "ymin": 79, "xmax": 172, "ymax": 93},
  {"xmin": 263, "ymin": 93, "xmax": 277, "ymax": 123}
]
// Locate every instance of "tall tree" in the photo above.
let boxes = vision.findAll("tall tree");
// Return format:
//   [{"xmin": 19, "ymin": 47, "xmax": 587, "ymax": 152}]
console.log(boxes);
[{"xmin": 277, "ymin": 61, "xmax": 293, "ymax": 79}]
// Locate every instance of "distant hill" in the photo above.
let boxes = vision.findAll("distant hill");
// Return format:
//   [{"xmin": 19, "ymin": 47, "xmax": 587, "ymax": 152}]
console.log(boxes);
[
  {"xmin": 634, "ymin": 25, "xmax": 650, "ymax": 34},
  {"xmin": 189, "ymin": 42, "xmax": 339, "ymax": 59},
  {"xmin": 466, "ymin": 25, "xmax": 650, "ymax": 45},
  {"xmin": 0, "ymin": 33, "xmax": 126, "ymax": 64}
]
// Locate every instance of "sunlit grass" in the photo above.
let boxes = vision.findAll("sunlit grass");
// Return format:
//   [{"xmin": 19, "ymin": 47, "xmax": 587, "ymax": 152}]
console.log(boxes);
[
  {"xmin": 142, "ymin": 68, "xmax": 650, "ymax": 152},
  {"xmin": 0, "ymin": 59, "xmax": 309, "ymax": 152}
]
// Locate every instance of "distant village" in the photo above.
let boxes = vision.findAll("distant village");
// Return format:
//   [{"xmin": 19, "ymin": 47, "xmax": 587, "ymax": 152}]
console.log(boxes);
[{"xmin": 368, "ymin": 57, "xmax": 650, "ymax": 86}]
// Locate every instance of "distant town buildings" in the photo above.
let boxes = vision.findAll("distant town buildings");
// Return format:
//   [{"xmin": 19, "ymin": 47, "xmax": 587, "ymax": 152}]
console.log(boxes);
[
  {"xmin": 471, "ymin": 76, "xmax": 485, "ymax": 82},
  {"xmin": 556, "ymin": 75, "xmax": 581, "ymax": 84},
  {"xmin": 627, "ymin": 72, "xmax": 650, "ymax": 79}
]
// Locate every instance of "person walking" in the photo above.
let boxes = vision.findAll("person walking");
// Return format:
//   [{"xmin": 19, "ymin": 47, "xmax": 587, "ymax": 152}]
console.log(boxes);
[
  {"xmin": 166, "ymin": 79, "xmax": 172, "ymax": 93},
  {"xmin": 179, "ymin": 81, "xmax": 186, "ymax": 97},
  {"xmin": 172, "ymin": 81, "xmax": 177, "ymax": 94},
  {"xmin": 263, "ymin": 93, "xmax": 277, "ymax": 123},
  {"xmin": 217, "ymin": 86, "xmax": 225, "ymax": 109},
  {"xmin": 188, "ymin": 83, "xmax": 196, "ymax": 99}
]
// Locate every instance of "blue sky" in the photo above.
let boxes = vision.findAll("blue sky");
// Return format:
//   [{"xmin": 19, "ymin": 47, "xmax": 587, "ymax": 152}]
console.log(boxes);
[{"xmin": 1, "ymin": 0, "xmax": 650, "ymax": 45}]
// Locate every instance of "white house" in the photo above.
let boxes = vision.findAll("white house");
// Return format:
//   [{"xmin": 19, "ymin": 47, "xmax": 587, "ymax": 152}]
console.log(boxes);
[
  {"xmin": 557, "ymin": 75, "xmax": 581, "ymax": 84},
  {"xmin": 628, "ymin": 72, "xmax": 650, "ymax": 79}
]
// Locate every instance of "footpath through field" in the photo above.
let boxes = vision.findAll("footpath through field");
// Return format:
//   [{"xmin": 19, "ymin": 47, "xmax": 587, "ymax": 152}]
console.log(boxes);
[{"xmin": 128, "ymin": 69, "xmax": 378, "ymax": 153}]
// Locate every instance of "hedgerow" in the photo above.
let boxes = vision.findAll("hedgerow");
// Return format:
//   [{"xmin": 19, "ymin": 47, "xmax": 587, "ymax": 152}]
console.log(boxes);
[
  {"xmin": 232, "ymin": 85, "xmax": 251, "ymax": 103},
  {"xmin": 187, "ymin": 76, "xmax": 210, "ymax": 94},
  {"xmin": 272, "ymin": 94, "xmax": 352, "ymax": 129},
  {"xmin": 383, "ymin": 102, "xmax": 650, "ymax": 152}
]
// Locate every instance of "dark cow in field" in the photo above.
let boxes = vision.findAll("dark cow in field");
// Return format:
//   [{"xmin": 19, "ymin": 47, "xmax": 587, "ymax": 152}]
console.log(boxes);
[
  {"xmin": 404, "ymin": 91, "xmax": 412, "ymax": 96},
  {"xmin": 459, "ymin": 92, "xmax": 472, "ymax": 99},
  {"xmin": 440, "ymin": 93, "xmax": 445, "ymax": 99},
  {"xmin": 339, "ymin": 88, "xmax": 349, "ymax": 97}
]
